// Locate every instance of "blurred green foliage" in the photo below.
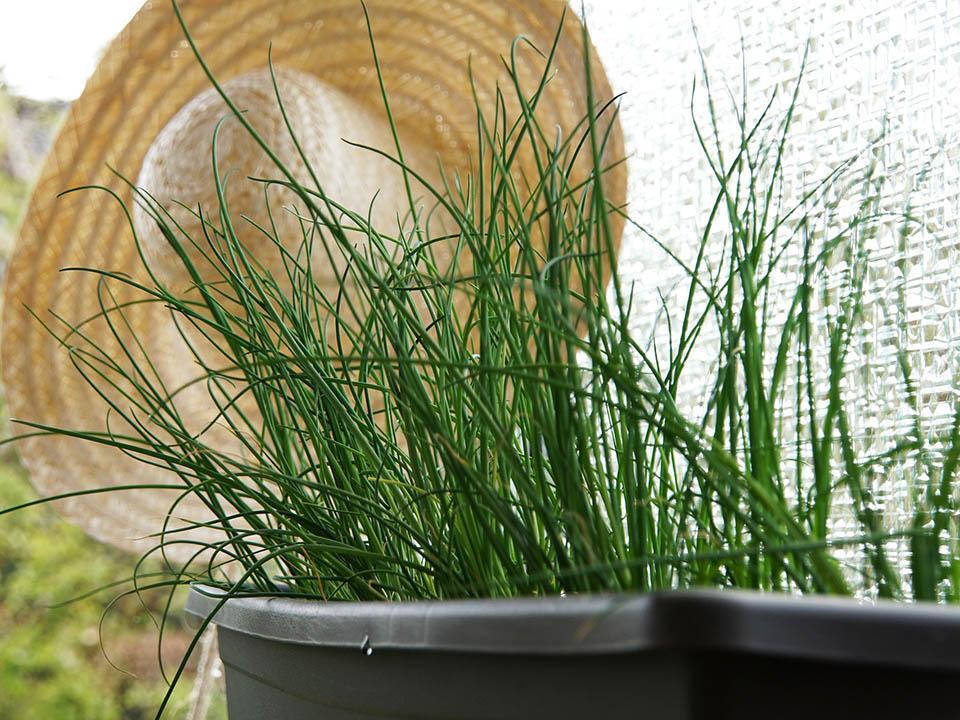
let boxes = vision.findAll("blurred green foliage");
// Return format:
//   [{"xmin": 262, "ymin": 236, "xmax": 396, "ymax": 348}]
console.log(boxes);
[
  {"xmin": 0, "ymin": 463, "xmax": 195, "ymax": 719},
  {"xmin": 0, "ymin": 85, "xmax": 62, "ymax": 251}
]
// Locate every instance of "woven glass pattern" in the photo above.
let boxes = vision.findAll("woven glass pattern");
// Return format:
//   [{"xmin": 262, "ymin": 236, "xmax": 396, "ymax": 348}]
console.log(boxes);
[{"xmin": 584, "ymin": 0, "xmax": 960, "ymax": 590}]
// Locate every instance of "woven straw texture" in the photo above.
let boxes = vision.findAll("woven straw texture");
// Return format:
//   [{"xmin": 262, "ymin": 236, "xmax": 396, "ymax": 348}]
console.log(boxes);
[{"xmin": 2, "ymin": 0, "xmax": 625, "ymax": 556}]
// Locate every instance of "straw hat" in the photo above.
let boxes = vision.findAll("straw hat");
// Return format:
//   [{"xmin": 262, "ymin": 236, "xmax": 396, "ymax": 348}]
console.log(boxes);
[{"xmin": 1, "ymin": 0, "xmax": 625, "ymax": 558}]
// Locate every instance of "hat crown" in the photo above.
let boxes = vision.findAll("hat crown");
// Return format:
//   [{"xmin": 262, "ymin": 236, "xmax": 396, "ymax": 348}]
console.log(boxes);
[{"xmin": 133, "ymin": 68, "xmax": 432, "ymax": 289}]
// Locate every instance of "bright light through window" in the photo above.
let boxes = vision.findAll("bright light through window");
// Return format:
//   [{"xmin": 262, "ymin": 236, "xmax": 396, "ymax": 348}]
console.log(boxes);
[{"xmin": 0, "ymin": 0, "xmax": 143, "ymax": 100}]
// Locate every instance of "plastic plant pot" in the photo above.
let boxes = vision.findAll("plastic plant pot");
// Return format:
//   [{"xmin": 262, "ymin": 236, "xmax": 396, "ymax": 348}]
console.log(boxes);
[{"xmin": 186, "ymin": 586, "xmax": 960, "ymax": 719}]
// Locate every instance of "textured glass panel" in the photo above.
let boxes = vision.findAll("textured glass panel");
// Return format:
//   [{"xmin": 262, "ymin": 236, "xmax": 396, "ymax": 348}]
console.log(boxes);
[{"xmin": 584, "ymin": 0, "xmax": 960, "ymax": 591}]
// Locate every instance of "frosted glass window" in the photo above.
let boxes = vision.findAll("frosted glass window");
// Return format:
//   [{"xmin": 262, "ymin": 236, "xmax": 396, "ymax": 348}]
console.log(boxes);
[{"xmin": 584, "ymin": 0, "xmax": 960, "ymax": 589}]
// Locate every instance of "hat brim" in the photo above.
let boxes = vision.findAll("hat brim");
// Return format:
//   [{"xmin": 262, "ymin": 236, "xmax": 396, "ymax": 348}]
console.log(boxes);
[{"xmin": 1, "ymin": 0, "xmax": 625, "ymax": 558}]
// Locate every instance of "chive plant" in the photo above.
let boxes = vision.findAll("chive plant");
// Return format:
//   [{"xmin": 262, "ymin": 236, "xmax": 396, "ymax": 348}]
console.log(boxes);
[{"xmin": 4, "ymin": 6, "xmax": 960, "ymax": 713}]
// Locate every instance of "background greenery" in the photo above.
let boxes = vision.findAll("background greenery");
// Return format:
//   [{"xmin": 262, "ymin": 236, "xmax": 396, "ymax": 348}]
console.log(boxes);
[{"xmin": 0, "ymin": 80, "xmax": 223, "ymax": 720}]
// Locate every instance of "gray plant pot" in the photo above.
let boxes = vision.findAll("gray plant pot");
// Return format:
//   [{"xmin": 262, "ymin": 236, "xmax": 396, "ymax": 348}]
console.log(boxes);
[{"xmin": 186, "ymin": 586, "xmax": 960, "ymax": 719}]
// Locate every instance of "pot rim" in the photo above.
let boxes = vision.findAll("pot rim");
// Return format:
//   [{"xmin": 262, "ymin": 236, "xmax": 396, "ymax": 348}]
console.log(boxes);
[{"xmin": 186, "ymin": 585, "xmax": 960, "ymax": 668}]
